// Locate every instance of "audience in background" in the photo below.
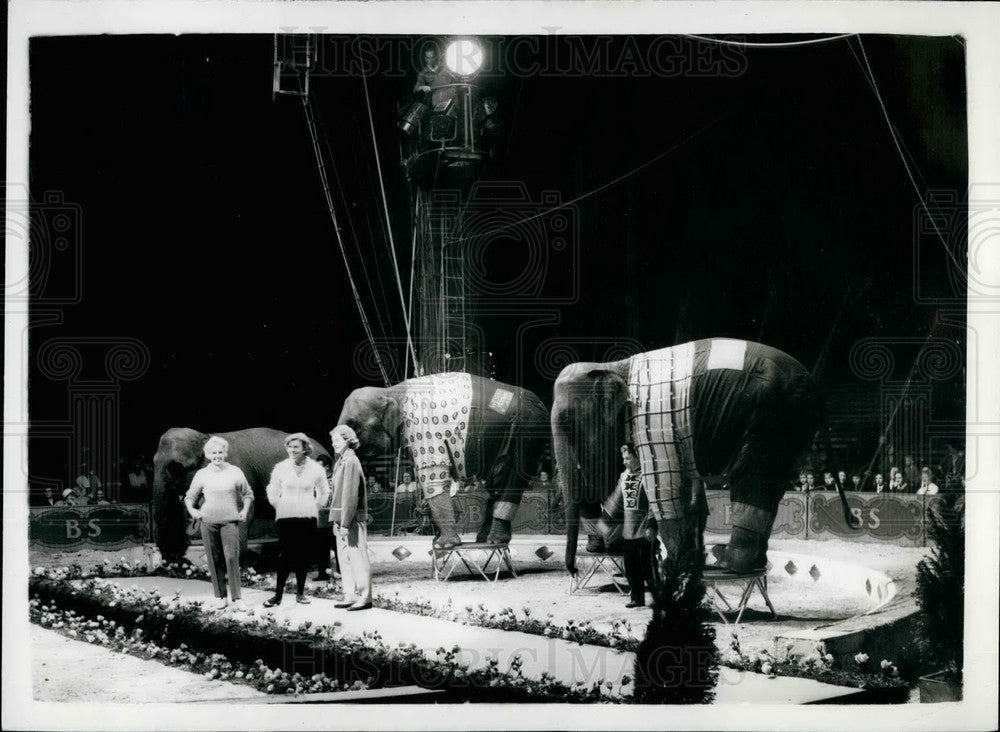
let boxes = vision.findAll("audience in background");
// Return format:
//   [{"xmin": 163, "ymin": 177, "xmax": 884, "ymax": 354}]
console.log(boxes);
[
  {"xmin": 395, "ymin": 471, "xmax": 418, "ymax": 493},
  {"xmin": 74, "ymin": 463, "xmax": 102, "ymax": 500},
  {"xmin": 916, "ymin": 467, "xmax": 939, "ymax": 496},
  {"xmin": 890, "ymin": 471, "xmax": 908, "ymax": 493},
  {"xmin": 902, "ymin": 454, "xmax": 921, "ymax": 490}
]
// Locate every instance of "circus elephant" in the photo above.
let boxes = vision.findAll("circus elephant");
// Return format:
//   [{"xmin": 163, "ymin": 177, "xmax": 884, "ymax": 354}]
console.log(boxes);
[
  {"xmin": 337, "ymin": 373, "xmax": 550, "ymax": 548},
  {"xmin": 552, "ymin": 338, "xmax": 852, "ymax": 575},
  {"xmin": 152, "ymin": 427, "xmax": 332, "ymax": 564}
]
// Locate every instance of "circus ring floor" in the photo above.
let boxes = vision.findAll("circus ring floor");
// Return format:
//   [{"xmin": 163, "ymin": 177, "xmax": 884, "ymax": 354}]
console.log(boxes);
[
  {"xmin": 337, "ymin": 534, "xmax": 923, "ymax": 662},
  {"xmin": 28, "ymin": 535, "xmax": 925, "ymax": 703}
]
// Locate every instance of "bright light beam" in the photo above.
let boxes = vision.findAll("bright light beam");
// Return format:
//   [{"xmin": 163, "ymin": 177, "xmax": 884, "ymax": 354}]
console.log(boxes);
[{"xmin": 444, "ymin": 38, "xmax": 483, "ymax": 77}]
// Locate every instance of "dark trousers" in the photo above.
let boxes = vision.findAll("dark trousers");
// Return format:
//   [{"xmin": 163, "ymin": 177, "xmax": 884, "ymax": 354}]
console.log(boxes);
[
  {"xmin": 624, "ymin": 538, "xmax": 654, "ymax": 604},
  {"xmin": 315, "ymin": 524, "xmax": 340, "ymax": 576},
  {"xmin": 201, "ymin": 520, "xmax": 242, "ymax": 600},
  {"xmin": 275, "ymin": 517, "xmax": 315, "ymax": 598}
]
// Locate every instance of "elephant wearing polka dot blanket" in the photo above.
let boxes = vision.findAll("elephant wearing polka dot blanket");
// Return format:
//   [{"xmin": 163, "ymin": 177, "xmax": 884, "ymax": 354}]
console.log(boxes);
[{"xmin": 337, "ymin": 373, "xmax": 550, "ymax": 547}]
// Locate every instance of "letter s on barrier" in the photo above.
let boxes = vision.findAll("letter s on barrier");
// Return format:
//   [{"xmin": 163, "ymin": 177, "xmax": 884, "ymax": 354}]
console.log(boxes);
[
  {"xmin": 868, "ymin": 507, "xmax": 880, "ymax": 530},
  {"xmin": 88, "ymin": 518, "xmax": 102, "ymax": 537}
]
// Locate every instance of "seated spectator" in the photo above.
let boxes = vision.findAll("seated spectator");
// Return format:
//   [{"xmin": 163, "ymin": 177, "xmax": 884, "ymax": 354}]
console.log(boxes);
[
  {"xmin": 803, "ymin": 472, "xmax": 817, "ymax": 492},
  {"xmin": 837, "ymin": 469, "xmax": 849, "ymax": 491},
  {"xmin": 94, "ymin": 489, "xmax": 111, "ymax": 505},
  {"xmin": 850, "ymin": 474, "xmax": 862, "ymax": 491},
  {"xmin": 366, "ymin": 475, "xmax": 383, "ymax": 494},
  {"xmin": 395, "ymin": 471, "xmax": 418, "ymax": 494},
  {"xmin": 533, "ymin": 469, "xmax": 562, "ymax": 513},
  {"xmin": 890, "ymin": 471, "xmax": 908, "ymax": 493},
  {"xmin": 530, "ymin": 470, "xmax": 551, "ymax": 491},
  {"xmin": 57, "ymin": 488, "xmax": 77, "ymax": 506},
  {"xmin": 794, "ymin": 471, "xmax": 808, "ymax": 491},
  {"xmin": 73, "ymin": 486, "xmax": 92, "ymax": 505},
  {"xmin": 127, "ymin": 460, "xmax": 150, "ymax": 502},
  {"xmin": 75, "ymin": 463, "xmax": 102, "ymax": 500},
  {"xmin": 37, "ymin": 487, "xmax": 60, "ymax": 507},
  {"xmin": 902, "ymin": 455, "xmax": 920, "ymax": 489},
  {"xmin": 873, "ymin": 473, "xmax": 887, "ymax": 493},
  {"xmin": 822, "ymin": 471, "xmax": 837, "ymax": 491},
  {"xmin": 916, "ymin": 467, "xmax": 939, "ymax": 496}
]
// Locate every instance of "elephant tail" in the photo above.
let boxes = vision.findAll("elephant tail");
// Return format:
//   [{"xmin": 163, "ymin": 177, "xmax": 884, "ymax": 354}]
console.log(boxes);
[
  {"xmin": 833, "ymin": 475, "xmax": 857, "ymax": 529},
  {"xmin": 817, "ymin": 421, "xmax": 857, "ymax": 530}
]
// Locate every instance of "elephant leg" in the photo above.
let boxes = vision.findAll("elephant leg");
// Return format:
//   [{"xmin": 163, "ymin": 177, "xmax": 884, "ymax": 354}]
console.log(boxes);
[
  {"xmin": 479, "ymin": 453, "xmax": 522, "ymax": 544},
  {"xmin": 485, "ymin": 483, "xmax": 525, "ymax": 544},
  {"xmin": 426, "ymin": 491, "xmax": 462, "ymax": 549},
  {"xmin": 657, "ymin": 514, "xmax": 698, "ymax": 564},
  {"xmin": 579, "ymin": 504, "xmax": 605, "ymax": 552},
  {"xmin": 476, "ymin": 493, "xmax": 497, "ymax": 543},
  {"xmin": 719, "ymin": 437, "xmax": 784, "ymax": 572}
]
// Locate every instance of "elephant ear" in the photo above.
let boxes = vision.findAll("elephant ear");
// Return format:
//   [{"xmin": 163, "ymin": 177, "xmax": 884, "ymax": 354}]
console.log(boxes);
[
  {"xmin": 381, "ymin": 395, "xmax": 403, "ymax": 446},
  {"xmin": 575, "ymin": 367, "xmax": 628, "ymax": 501}
]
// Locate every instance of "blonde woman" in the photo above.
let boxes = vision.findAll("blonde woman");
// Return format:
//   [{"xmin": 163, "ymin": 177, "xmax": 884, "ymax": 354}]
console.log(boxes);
[
  {"xmin": 329, "ymin": 425, "xmax": 372, "ymax": 611},
  {"xmin": 184, "ymin": 435, "xmax": 253, "ymax": 610},
  {"xmin": 263, "ymin": 433, "xmax": 330, "ymax": 607}
]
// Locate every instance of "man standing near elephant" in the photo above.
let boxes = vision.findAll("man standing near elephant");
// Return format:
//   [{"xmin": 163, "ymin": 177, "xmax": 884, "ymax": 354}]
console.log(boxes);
[{"xmin": 600, "ymin": 444, "xmax": 658, "ymax": 608}]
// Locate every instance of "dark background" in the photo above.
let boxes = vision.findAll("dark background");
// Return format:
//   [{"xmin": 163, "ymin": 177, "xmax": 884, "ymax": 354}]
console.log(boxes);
[{"xmin": 26, "ymin": 34, "xmax": 967, "ymax": 492}]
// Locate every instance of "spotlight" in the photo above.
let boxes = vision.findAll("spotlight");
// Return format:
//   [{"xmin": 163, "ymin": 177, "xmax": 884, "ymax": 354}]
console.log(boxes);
[
  {"xmin": 398, "ymin": 102, "xmax": 426, "ymax": 135},
  {"xmin": 444, "ymin": 38, "xmax": 484, "ymax": 78}
]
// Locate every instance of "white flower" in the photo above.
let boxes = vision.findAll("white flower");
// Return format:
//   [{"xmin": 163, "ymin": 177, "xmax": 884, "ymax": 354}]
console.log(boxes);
[
  {"xmin": 761, "ymin": 662, "xmax": 773, "ymax": 675},
  {"xmin": 854, "ymin": 652, "xmax": 869, "ymax": 665},
  {"xmin": 880, "ymin": 659, "xmax": 892, "ymax": 669}
]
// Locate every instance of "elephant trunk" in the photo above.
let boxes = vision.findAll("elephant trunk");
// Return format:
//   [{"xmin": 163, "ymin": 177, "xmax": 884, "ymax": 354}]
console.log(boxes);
[{"xmin": 564, "ymin": 485, "xmax": 581, "ymax": 575}]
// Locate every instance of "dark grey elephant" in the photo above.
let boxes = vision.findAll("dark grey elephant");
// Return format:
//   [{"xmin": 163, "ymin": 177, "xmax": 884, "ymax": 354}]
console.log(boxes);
[
  {"xmin": 152, "ymin": 427, "xmax": 331, "ymax": 564},
  {"xmin": 337, "ymin": 372, "xmax": 550, "ymax": 547},
  {"xmin": 552, "ymin": 338, "xmax": 851, "ymax": 574}
]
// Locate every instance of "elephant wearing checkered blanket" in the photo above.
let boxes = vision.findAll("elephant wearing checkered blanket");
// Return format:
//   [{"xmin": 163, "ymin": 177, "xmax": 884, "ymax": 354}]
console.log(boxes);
[{"xmin": 552, "ymin": 339, "xmax": 851, "ymax": 575}]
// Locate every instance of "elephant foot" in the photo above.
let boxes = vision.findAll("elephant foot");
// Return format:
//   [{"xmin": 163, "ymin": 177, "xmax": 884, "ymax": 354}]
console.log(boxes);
[
  {"xmin": 434, "ymin": 535, "xmax": 462, "ymax": 550},
  {"xmin": 717, "ymin": 526, "xmax": 767, "ymax": 573},
  {"xmin": 427, "ymin": 492, "xmax": 462, "ymax": 549},
  {"xmin": 486, "ymin": 518, "xmax": 512, "ymax": 545},
  {"xmin": 586, "ymin": 534, "xmax": 605, "ymax": 553},
  {"xmin": 475, "ymin": 524, "xmax": 490, "ymax": 543}
]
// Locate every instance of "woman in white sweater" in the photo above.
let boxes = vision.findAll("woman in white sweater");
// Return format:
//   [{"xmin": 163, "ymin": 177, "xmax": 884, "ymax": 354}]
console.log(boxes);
[
  {"xmin": 184, "ymin": 435, "xmax": 253, "ymax": 610},
  {"xmin": 263, "ymin": 432, "xmax": 330, "ymax": 606}
]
